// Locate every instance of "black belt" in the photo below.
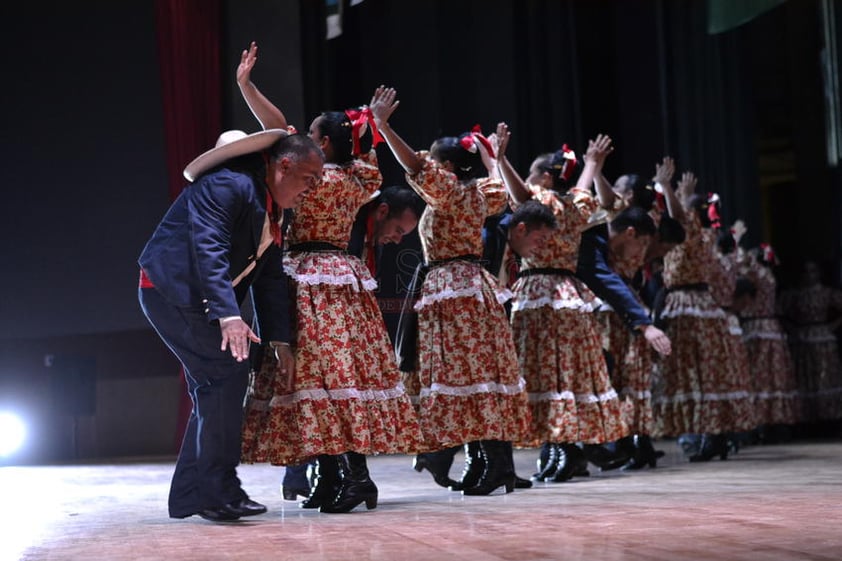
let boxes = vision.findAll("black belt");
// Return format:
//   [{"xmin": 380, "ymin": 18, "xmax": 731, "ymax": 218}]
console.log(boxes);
[
  {"xmin": 517, "ymin": 267, "xmax": 576, "ymax": 279},
  {"xmin": 288, "ymin": 242, "xmax": 345, "ymax": 252}
]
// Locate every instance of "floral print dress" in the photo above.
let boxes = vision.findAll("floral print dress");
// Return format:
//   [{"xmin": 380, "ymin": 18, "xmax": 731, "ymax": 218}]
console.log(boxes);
[
  {"xmin": 653, "ymin": 213, "xmax": 755, "ymax": 437},
  {"xmin": 511, "ymin": 184, "xmax": 627, "ymax": 447},
  {"xmin": 778, "ymin": 283, "xmax": 842, "ymax": 422},
  {"xmin": 737, "ymin": 253, "xmax": 798, "ymax": 425},
  {"xmin": 241, "ymin": 152, "xmax": 423, "ymax": 465},
  {"xmin": 406, "ymin": 154, "xmax": 531, "ymax": 448}
]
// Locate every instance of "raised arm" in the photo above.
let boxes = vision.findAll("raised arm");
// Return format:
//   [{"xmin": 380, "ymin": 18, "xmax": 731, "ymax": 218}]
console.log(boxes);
[
  {"xmin": 594, "ymin": 172, "xmax": 616, "ymax": 208},
  {"xmin": 653, "ymin": 156, "xmax": 685, "ymax": 222},
  {"xmin": 369, "ymin": 86, "xmax": 423, "ymax": 175},
  {"xmin": 236, "ymin": 42, "xmax": 288, "ymax": 130},
  {"xmin": 494, "ymin": 122, "xmax": 531, "ymax": 204}
]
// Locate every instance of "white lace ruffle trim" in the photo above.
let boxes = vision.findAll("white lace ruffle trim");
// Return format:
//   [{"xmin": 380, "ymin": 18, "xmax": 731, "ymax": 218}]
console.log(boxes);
[
  {"xmin": 743, "ymin": 332, "xmax": 786, "ymax": 341},
  {"xmin": 419, "ymin": 377, "xmax": 526, "ymax": 398},
  {"xmin": 512, "ymin": 296, "xmax": 600, "ymax": 313},
  {"xmin": 282, "ymin": 268, "xmax": 378, "ymax": 291},
  {"xmin": 527, "ymin": 388, "xmax": 619, "ymax": 404},
  {"xmin": 654, "ymin": 390, "xmax": 752, "ymax": 405},
  {"xmin": 414, "ymin": 287, "xmax": 512, "ymax": 310},
  {"xmin": 661, "ymin": 307, "xmax": 727, "ymax": 320},
  {"xmin": 248, "ymin": 382, "xmax": 408, "ymax": 410}
]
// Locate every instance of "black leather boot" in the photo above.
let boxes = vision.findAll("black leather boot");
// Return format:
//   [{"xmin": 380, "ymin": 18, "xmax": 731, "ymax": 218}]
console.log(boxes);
[
  {"xmin": 582, "ymin": 440, "xmax": 632, "ymax": 471},
  {"xmin": 448, "ymin": 441, "xmax": 485, "ymax": 491},
  {"xmin": 501, "ymin": 441, "xmax": 532, "ymax": 489},
  {"xmin": 551, "ymin": 443, "xmax": 589, "ymax": 482},
  {"xmin": 300, "ymin": 455, "xmax": 341, "ymax": 509},
  {"xmin": 320, "ymin": 451, "xmax": 378, "ymax": 513},
  {"xmin": 413, "ymin": 446, "xmax": 460, "ymax": 488},
  {"xmin": 622, "ymin": 434, "xmax": 665, "ymax": 470},
  {"xmin": 688, "ymin": 433, "xmax": 729, "ymax": 462},
  {"xmin": 462, "ymin": 440, "xmax": 515, "ymax": 495},
  {"xmin": 532, "ymin": 443, "xmax": 560, "ymax": 481}
]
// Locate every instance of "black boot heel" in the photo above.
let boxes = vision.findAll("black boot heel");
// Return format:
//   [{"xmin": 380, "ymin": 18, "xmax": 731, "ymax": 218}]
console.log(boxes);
[
  {"xmin": 413, "ymin": 447, "xmax": 460, "ymax": 488},
  {"xmin": 320, "ymin": 452, "xmax": 379, "ymax": 513},
  {"xmin": 461, "ymin": 440, "xmax": 516, "ymax": 495}
]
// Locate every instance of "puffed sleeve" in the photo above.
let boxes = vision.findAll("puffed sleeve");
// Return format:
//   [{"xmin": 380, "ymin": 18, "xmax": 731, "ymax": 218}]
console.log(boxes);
[
  {"xmin": 350, "ymin": 150, "xmax": 383, "ymax": 198},
  {"xmin": 477, "ymin": 178, "xmax": 508, "ymax": 217},
  {"xmin": 405, "ymin": 151, "xmax": 456, "ymax": 207}
]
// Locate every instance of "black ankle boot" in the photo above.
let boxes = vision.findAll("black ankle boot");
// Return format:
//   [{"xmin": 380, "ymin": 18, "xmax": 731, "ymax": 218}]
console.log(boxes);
[
  {"xmin": 582, "ymin": 440, "xmax": 632, "ymax": 471},
  {"xmin": 622, "ymin": 434, "xmax": 663, "ymax": 470},
  {"xmin": 532, "ymin": 443, "xmax": 560, "ymax": 481},
  {"xmin": 320, "ymin": 451, "xmax": 378, "ymax": 513},
  {"xmin": 462, "ymin": 440, "xmax": 515, "ymax": 495},
  {"xmin": 300, "ymin": 455, "xmax": 340, "ymax": 509},
  {"xmin": 551, "ymin": 443, "xmax": 589, "ymax": 482},
  {"xmin": 688, "ymin": 433, "xmax": 729, "ymax": 462},
  {"xmin": 413, "ymin": 446, "xmax": 460, "ymax": 488},
  {"xmin": 449, "ymin": 441, "xmax": 485, "ymax": 491},
  {"xmin": 501, "ymin": 441, "xmax": 532, "ymax": 489}
]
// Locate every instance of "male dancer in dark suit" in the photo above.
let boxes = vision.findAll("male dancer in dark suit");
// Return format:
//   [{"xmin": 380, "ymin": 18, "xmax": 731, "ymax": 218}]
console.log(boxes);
[{"xmin": 138, "ymin": 130, "xmax": 323, "ymax": 522}]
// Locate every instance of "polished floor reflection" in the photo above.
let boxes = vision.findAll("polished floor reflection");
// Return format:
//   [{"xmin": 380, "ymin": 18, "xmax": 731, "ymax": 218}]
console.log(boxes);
[{"xmin": 3, "ymin": 438, "xmax": 841, "ymax": 561}]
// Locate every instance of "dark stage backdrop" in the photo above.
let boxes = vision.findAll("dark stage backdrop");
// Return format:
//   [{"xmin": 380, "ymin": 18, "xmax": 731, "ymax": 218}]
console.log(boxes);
[{"xmin": 2, "ymin": 0, "xmax": 839, "ymax": 342}]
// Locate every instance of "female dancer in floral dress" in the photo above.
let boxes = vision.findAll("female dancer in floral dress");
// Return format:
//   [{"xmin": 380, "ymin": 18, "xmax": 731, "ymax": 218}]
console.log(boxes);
[
  {"xmin": 733, "ymin": 243, "xmax": 798, "ymax": 441},
  {"xmin": 236, "ymin": 44, "xmax": 422, "ymax": 513},
  {"xmin": 496, "ymin": 123, "xmax": 630, "ymax": 481},
  {"xmin": 778, "ymin": 259, "xmax": 842, "ymax": 431},
  {"xmin": 371, "ymin": 87, "xmax": 532, "ymax": 495},
  {"xmin": 653, "ymin": 170, "xmax": 755, "ymax": 461}
]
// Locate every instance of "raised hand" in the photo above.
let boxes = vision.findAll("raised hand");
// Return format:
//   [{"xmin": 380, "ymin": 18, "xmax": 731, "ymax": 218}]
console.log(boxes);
[
  {"xmin": 493, "ymin": 122, "xmax": 511, "ymax": 161},
  {"xmin": 677, "ymin": 170, "xmax": 698, "ymax": 201},
  {"xmin": 369, "ymin": 86, "xmax": 400, "ymax": 127},
  {"xmin": 584, "ymin": 134, "xmax": 614, "ymax": 167},
  {"xmin": 237, "ymin": 41, "xmax": 258, "ymax": 87},
  {"xmin": 731, "ymin": 219, "xmax": 747, "ymax": 244},
  {"xmin": 653, "ymin": 156, "xmax": 675, "ymax": 186}
]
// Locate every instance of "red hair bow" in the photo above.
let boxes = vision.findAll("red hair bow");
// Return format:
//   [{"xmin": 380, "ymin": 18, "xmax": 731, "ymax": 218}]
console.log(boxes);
[
  {"xmin": 459, "ymin": 124, "xmax": 496, "ymax": 158},
  {"xmin": 345, "ymin": 107, "xmax": 384, "ymax": 156},
  {"xmin": 760, "ymin": 243, "xmax": 777, "ymax": 265},
  {"xmin": 706, "ymin": 192, "xmax": 721, "ymax": 229},
  {"xmin": 560, "ymin": 144, "xmax": 577, "ymax": 181}
]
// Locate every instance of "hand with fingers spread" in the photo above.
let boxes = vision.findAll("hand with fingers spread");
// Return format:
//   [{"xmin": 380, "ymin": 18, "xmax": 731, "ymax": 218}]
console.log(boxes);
[
  {"xmin": 653, "ymin": 156, "xmax": 675, "ymax": 186},
  {"xmin": 369, "ymin": 86, "xmax": 400, "ymax": 128},
  {"xmin": 677, "ymin": 170, "xmax": 698, "ymax": 203}
]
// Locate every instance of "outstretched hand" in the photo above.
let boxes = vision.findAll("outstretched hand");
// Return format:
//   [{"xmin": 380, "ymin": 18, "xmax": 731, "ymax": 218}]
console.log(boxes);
[
  {"xmin": 237, "ymin": 41, "xmax": 258, "ymax": 87},
  {"xmin": 584, "ymin": 134, "xmax": 614, "ymax": 166},
  {"xmin": 369, "ymin": 86, "xmax": 400, "ymax": 127}
]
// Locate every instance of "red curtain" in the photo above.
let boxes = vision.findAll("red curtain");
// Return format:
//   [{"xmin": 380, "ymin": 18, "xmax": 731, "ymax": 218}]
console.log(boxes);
[{"xmin": 154, "ymin": 0, "xmax": 222, "ymax": 451}]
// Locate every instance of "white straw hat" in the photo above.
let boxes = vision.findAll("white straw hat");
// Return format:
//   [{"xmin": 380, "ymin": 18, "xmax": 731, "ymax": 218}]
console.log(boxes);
[{"xmin": 183, "ymin": 128, "xmax": 288, "ymax": 182}]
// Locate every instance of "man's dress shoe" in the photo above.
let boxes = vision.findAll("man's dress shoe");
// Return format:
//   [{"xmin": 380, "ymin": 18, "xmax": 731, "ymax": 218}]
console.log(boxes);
[{"xmin": 196, "ymin": 498, "xmax": 267, "ymax": 522}]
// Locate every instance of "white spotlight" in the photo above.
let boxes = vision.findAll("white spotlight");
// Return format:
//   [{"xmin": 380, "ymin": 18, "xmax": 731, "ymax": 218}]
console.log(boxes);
[{"xmin": 0, "ymin": 412, "xmax": 27, "ymax": 458}]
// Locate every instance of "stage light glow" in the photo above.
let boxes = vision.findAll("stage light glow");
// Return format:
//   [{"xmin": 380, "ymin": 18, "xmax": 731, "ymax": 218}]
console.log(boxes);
[{"xmin": 0, "ymin": 411, "xmax": 27, "ymax": 457}]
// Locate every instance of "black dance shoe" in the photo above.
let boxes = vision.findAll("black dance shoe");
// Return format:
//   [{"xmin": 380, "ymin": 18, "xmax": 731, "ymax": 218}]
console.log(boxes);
[{"xmin": 688, "ymin": 433, "xmax": 729, "ymax": 462}]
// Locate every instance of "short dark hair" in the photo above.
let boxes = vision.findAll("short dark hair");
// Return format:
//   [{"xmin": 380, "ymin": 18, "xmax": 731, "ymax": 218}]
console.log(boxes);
[
  {"xmin": 609, "ymin": 206, "xmax": 656, "ymax": 237},
  {"xmin": 510, "ymin": 200, "xmax": 558, "ymax": 232},
  {"xmin": 717, "ymin": 228, "xmax": 736, "ymax": 254},
  {"xmin": 657, "ymin": 214, "xmax": 686, "ymax": 245},
  {"xmin": 532, "ymin": 149, "xmax": 578, "ymax": 192},
  {"xmin": 377, "ymin": 185, "xmax": 425, "ymax": 219},
  {"xmin": 269, "ymin": 133, "xmax": 324, "ymax": 164}
]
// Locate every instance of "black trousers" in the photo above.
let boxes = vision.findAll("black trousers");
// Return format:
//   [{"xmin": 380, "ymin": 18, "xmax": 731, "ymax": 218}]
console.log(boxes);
[{"xmin": 139, "ymin": 287, "xmax": 249, "ymax": 518}]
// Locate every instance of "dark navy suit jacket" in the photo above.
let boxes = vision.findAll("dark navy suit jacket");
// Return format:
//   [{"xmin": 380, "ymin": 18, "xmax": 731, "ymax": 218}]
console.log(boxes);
[
  {"xmin": 139, "ymin": 167, "xmax": 292, "ymax": 343},
  {"xmin": 576, "ymin": 224, "xmax": 651, "ymax": 332}
]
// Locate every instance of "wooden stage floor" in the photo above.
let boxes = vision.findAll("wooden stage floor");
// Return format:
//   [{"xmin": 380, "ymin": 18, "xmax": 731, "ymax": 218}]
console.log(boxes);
[{"xmin": 3, "ymin": 438, "xmax": 840, "ymax": 561}]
